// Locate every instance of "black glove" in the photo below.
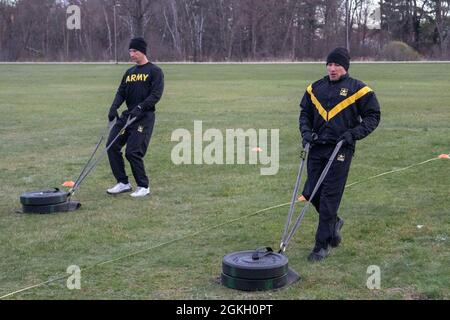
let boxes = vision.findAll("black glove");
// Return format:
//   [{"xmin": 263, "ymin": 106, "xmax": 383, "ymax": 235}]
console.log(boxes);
[
  {"xmin": 339, "ymin": 131, "xmax": 354, "ymax": 146},
  {"xmin": 129, "ymin": 105, "xmax": 144, "ymax": 121},
  {"xmin": 108, "ymin": 106, "xmax": 119, "ymax": 121},
  {"xmin": 302, "ymin": 132, "xmax": 318, "ymax": 148}
]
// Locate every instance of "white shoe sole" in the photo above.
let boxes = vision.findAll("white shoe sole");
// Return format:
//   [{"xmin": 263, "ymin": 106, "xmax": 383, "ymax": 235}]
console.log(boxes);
[
  {"xmin": 107, "ymin": 188, "xmax": 132, "ymax": 195},
  {"xmin": 130, "ymin": 192, "xmax": 150, "ymax": 198}
]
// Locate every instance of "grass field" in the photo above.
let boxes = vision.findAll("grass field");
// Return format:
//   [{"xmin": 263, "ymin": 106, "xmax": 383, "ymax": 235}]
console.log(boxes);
[{"xmin": 0, "ymin": 63, "xmax": 449, "ymax": 300}]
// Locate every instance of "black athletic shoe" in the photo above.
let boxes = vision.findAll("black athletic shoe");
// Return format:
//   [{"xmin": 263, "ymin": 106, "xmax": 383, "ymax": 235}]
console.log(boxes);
[
  {"xmin": 330, "ymin": 217, "xmax": 344, "ymax": 248},
  {"xmin": 307, "ymin": 244, "xmax": 330, "ymax": 262}
]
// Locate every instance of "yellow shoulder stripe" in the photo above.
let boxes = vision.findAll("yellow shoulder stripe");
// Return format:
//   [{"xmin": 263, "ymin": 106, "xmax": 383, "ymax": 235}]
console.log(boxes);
[
  {"xmin": 307, "ymin": 84, "xmax": 328, "ymax": 121},
  {"xmin": 328, "ymin": 86, "xmax": 372, "ymax": 120}
]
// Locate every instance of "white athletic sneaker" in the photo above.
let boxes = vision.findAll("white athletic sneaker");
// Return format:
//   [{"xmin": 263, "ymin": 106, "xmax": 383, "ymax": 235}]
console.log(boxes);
[
  {"xmin": 130, "ymin": 187, "xmax": 150, "ymax": 198},
  {"xmin": 107, "ymin": 182, "xmax": 132, "ymax": 195}
]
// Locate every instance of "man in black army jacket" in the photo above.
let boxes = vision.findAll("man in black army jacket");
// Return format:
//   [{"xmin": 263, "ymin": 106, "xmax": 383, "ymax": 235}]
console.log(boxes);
[
  {"xmin": 106, "ymin": 37, "xmax": 164, "ymax": 198},
  {"xmin": 299, "ymin": 47, "xmax": 381, "ymax": 261}
]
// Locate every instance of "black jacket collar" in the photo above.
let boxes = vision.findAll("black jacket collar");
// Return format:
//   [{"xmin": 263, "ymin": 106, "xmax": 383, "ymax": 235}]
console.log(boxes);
[{"xmin": 327, "ymin": 73, "xmax": 349, "ymax": 84}]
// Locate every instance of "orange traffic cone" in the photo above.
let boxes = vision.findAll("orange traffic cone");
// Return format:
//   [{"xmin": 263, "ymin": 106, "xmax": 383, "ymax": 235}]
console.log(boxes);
[{"xmin": 62, "ymin": 181, "xmax": 75, "ymax": 188}]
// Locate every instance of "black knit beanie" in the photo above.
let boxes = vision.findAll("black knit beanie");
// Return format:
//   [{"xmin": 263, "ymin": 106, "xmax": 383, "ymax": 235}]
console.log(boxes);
[
  {"xmin": 326, "ymin": 47, "xmax": 350, "ymax": 71},
  {"xmin": 129, "ymin": 37, "xmax": 147, "ymax": 55}
]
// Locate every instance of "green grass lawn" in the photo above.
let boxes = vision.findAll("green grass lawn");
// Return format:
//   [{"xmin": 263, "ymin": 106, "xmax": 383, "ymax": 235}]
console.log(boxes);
[{"xmin": 0, "ymin": 63, "xmax": 449, "ymax": 300}]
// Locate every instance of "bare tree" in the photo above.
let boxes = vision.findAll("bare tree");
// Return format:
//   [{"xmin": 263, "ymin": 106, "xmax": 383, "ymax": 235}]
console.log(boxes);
[
  {"xmin": 118, "ymin": 0, "xmax": 152, "ymax": 37},
  {"xmin": 433, "ymin": 0, "xmax": 450, "ymax": 57},
  {"xmin": 163, "ymin": 0, "xmax": 183, "ymax": 59},
  {"xmin": 181, "ymin": 0, "xmax": 206, "ymax": 61},
  {"xmin": 102, "ymin": 3, "xmax": 113, "ymax": 58}
]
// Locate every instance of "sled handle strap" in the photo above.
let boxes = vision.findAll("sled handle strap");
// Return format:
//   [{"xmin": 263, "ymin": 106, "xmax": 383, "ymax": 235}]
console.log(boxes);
[
  {"xmin": 71, "ymin": 118, "xmax": 116, "ymax": 194},
  {"xmin": 280, "ymin": 143, "xmax": 310, "ymax": 252},
  {"xmin": 69, "ymin": 117, "xmax": 136, "ymax": 196},
  {"xmin": 281, "ymin": 141, "xmax": 344, "ymax": 253}
]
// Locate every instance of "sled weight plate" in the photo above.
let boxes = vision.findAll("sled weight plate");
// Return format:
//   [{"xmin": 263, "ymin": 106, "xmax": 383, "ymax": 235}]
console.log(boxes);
[
  {"xmin": 221, "ymin": 272, "xmax": 288, "ymax": 291},
  {"xmin": 20, "ymin": 189, "xmax": 69, "ymax": 206},
  {"xmin": 222, "ymin": 250, "xmax": 289, "ymax": 280},
  {"xmin": 22, "ymin": 201, "xmax": 71, "ymax": 214}
]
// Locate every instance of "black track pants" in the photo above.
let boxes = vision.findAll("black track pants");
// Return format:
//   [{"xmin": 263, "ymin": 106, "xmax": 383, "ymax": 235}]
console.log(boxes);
[
  {"xmin": 302, "ymin": 144, "xmax": 353, "ymax": 248},
  {"xmin": 107, "ymin": 113, "xmax": 155, "ymax": 188}
]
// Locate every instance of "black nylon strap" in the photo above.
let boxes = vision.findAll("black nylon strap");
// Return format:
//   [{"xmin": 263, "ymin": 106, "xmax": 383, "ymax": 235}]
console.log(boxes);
[
  {"xmin": 280, "ymin": 143, "xmax": 310, "ymax": 252},
  {"xmin": 69, "ymin": 117, "xmax": 135, "ymax": 196},
  {"xmin": 281, "ymin": 141, "xmax": 344, "ymax": 253},
  {"xmin": 252, "ymin": 247, "xmax": 274, "ymax": 260}
]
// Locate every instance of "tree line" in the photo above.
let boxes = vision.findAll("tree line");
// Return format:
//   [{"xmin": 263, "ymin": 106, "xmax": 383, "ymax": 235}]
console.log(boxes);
[{"xmin": 0, "ymin": 0, "xmax": 449, "ymax": 62}]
